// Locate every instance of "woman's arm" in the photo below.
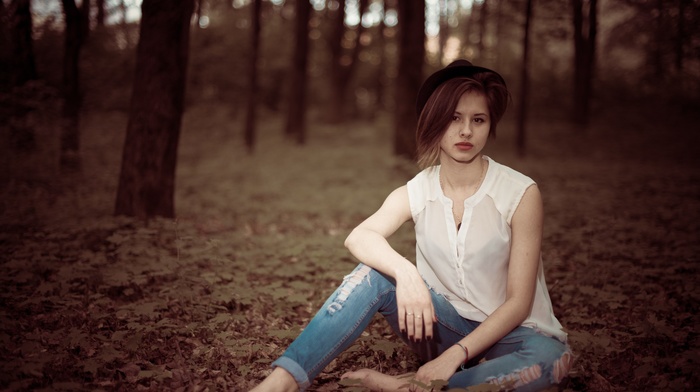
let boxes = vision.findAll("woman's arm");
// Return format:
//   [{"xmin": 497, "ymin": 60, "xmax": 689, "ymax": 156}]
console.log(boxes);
[
  {"xmin": 344, "ymin": 185, "xmax": 435, "ymax": 341},
  {"xmin": 415, "ymin": 184, "xmax": 544, "ymax": 382}
]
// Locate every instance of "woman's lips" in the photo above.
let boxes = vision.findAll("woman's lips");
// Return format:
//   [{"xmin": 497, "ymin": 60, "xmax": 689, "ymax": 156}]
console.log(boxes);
[{"xmin": 456, "ymin": 142, "xmax": 473, "ymax": 151}]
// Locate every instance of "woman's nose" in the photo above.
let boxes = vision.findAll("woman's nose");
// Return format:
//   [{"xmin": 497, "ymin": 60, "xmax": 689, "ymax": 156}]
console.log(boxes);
[{"xmin": 459, "ymin": 123, "xmax": 472, "ymax": 137}]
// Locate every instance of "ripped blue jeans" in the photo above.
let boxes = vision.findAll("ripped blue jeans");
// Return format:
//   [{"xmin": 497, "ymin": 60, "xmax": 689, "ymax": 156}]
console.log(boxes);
[{"xmin": 271, "ymin": 264, "xmax": 573, "ymax": 391}]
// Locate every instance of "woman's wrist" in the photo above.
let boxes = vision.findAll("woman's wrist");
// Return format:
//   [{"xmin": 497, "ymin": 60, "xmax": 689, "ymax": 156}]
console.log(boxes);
[{"xmin": 454, "ymin": 342, "xmax": 469, "ymax": 368}]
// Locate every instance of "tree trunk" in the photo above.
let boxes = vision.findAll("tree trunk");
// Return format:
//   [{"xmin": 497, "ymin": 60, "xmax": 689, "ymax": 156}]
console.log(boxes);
[
  {"xmin": 393, "ymin": 0, "xmax": 425, "ymax": 159},
  {"xmin": 476, "ymin": 0, "xmax": 487, "ymax": 63},
  {"xmin": 572, "ymin": 0, "xmax": 596, "ymax": 127},
  {"xmin": 7, "ymin": 0, "xmax": 37, "ymax": 88},
  {"xmin": 284, "ymin": 0, "xmax": 311, "ymax": 144},
  {"xmin": 461, "ymin": 4, "xmax": 472, "ymax": 58},
  {"xmin": 675, "ymin": 0, "xmax": 687, "ymax": 72},
  {"xmin": 373, "ymin": 0, "xmax": 387, "ymax": 113},
  {"xmin": 244, "ymin": 0, "xmax": 262, "ymax": 152},
  {"xmin": 60, "ymin": 0, "xmax": 83, "ymax": 171},
  {"xmin": 328, "ymin": 0, "xmax": 369, "ymax": 123},
  {"xmin": 494, "ymin": 0, "xmax": 503, "ymax": 69},
  {"xmin": 80, "ymin": 0, "xmax": 90, "ymax": 41},
  {"xmin": 516, "ymin": 0, "xmax": 532, "ymax": 157},
  {"xmin": 114, "ymin": 0, "xmax": 194, "ymax": 218},
  {"xmin": 96, "ymin": 0, "xmax": 105, "ymax": 27},
  {"xmin": 438, "ymin": 0, "xmax": 448, "ymax": 64},
  {"xmin": 0, "ymin": 0, "xmax": 10, "ymax": 89}
]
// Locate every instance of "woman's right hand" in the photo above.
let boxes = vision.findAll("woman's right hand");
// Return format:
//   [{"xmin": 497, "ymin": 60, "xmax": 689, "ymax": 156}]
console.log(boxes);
[{"xmin": 395, "ymin": 268, "xmax": 435, "ymax": 342}]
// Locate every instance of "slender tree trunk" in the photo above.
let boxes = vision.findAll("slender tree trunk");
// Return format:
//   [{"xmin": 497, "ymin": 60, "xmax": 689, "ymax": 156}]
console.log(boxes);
[
  {"xmin": 461, "ymin": 5, "xmax": 472, "ymax": 58},
  {"xmin": 476, "ymin": 0, "xmax": 487, "ymax": 63},
  {"xmin": 393, "ymin": 0, "xmax": 425, "ymax": 158},
  {"xmin": 115, "ymin": 0, "xmax": 194, "ymax": 218},
  {"xmin": 328, "ymin": 0, "xmax": 369, "ymax": 123},
  {"xmin": 495, "ymin": 0, "xmax": 503, "ymax": 69},
  {"xmin": 244, "ymin": 0, "xmax": 262, "ymax": 152},
  {"xmin": 0, "ymin": 1, "xmax": 11, "ymax": 89},
  {"xmin": 7, "ymin": 0, "xmax": 37, "ymax": 87},
  {"xmin": 373, "ymin": 0, "xmax": 387, "ymax": 113},
  {"xmin": 80, "ymin": 0, "xmax": 90, "ymax": 42},
  {"xmin": 60, "ymin": 0, "xmax": 83, "ymax": 171},
  {"xmin": 516, "ymin": 0, "xmax": 532, "ymax": 157},
  {"xmin": 675, "ymin": 0, "xmax": 686, "ymax": 72},
  {"xmin": 284, "ymin": 0, "xmax": 311, "ymax": 144},
  {"xmin": 572, "ymin": 0, "xmax": 596, "ymax": 127},
  {"xmin": 96, "ymin": 0, "xmax": 105, "ymax": 27},
  {"xmin": 438, "ymin": 0, "xmax": 448, "ymax": 64}
]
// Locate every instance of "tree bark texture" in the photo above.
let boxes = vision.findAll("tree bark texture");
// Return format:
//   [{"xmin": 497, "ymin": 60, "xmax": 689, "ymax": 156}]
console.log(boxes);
[
  {"xmin": 284, "ymin": 0, "xmax": 311, "ymax": 144},
  {"xmin": 6, "ymin": 0, "xmax": 37, "ymax": 88},
  {"xmin": 516, "ymin": 0, "xmax": 532, "ymax": 157},
  {"xmin": 393, "ymin": 0, "xmax": 425, "ymax": 159},
  {"xmin": 572, "ymin": 0, "xmax": 596, "ymax": 127},
  {"xmin": 115, "ymin": 0, "xmax": 194, "ymax": 218},
  {"xmin": 60, "ymin": 0, "xmax": 83, "ymax": 171},
  {"xmin": 244, "ymin": 0, "xmax": 262, "ymax": 151}
]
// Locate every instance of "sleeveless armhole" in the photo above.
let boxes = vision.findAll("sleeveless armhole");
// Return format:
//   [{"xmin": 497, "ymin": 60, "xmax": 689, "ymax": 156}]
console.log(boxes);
[{"xmin": 406, "ymin": 168, "xmax": 434, "ymax": 222}]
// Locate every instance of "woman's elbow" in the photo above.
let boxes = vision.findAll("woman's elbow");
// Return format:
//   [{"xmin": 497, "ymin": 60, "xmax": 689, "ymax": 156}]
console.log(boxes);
[{"xmin": 344, "ymin": 228, "xmax": 360, "ymax": 250}]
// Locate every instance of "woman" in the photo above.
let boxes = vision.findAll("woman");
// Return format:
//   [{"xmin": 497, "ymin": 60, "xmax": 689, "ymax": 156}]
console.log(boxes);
[{"xmin": 251, "ymin": 60, "xmax": 572, "ymax": 392}]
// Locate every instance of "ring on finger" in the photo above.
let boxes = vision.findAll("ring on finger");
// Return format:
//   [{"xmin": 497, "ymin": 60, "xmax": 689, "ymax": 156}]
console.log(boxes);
[
  {"xmin": 415, "ymin": 315, "xmax": 422, "ymax": 319},
  {"xmin": 407, "ymin": 312, "xmax": 413, "ymax": 315}
]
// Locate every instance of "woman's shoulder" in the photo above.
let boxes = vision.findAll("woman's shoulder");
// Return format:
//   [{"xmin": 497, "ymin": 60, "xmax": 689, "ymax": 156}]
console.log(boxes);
[
  {"xmin": 487, "ymin": 158, "xmax": 535, "ymax": 188},
  {"xmin": 489, "ymin": 158, "xmax": 535, "ymax": 193},
  {"xmin": 484, "ymin": 158, "xmax": 537, "ymax": 224}
]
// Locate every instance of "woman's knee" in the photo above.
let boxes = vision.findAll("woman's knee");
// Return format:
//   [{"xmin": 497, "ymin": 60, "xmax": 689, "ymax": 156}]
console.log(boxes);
[
  {"xmin": 524, "ymin": 334, "xmax": 574, "ymax": 385},
  {"xmin": 325, "ymin": 264, "xmax": 395, "ymax": 315}
]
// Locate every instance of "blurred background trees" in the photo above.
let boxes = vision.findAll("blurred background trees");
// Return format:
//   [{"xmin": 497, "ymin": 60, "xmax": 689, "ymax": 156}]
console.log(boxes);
[{"xmin": 1, "ymin": 0, "xmax": 699, "ymax": 217}]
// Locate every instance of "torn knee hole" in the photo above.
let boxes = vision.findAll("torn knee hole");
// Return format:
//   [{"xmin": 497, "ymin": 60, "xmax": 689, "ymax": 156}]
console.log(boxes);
[{"xmin": 326, "ymin": 265, "xmax": 372, "ymax": 315}]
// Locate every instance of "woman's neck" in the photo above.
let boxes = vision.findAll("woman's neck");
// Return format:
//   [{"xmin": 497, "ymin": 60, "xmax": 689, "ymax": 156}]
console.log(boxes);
[{"xmin": 440, "ymin": 155, "xmax": 487, "ymax": 192}]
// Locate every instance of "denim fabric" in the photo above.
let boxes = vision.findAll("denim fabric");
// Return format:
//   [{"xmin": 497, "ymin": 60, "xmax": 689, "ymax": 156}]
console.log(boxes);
[{"xmin": 271, "ymin": 264, "xmax": 571, "ymax": 391}]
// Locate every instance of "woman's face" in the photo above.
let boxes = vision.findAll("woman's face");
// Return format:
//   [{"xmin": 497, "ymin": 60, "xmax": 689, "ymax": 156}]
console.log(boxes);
[{"xmin": 439, "ymin": 91, "xmax": 491, "ymax": 165}]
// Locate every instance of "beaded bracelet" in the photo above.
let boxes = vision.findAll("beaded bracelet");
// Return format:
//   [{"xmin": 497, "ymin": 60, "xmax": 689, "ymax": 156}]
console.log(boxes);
[{"xmin": 455, "ymin": 342, "xmax": 469, "ymax": 369}]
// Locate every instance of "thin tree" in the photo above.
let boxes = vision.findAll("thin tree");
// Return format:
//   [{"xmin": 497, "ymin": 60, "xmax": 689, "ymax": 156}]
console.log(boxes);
[
  {"xmin": 572, "ymin": 0, "xmax": 597, "ymax": 127},
  {"xmin": 393, "ymin": 0, "xmax": 425, "ymax": 158},
  {"xmin": 460, "ymin": 2, "xmax": 472, "ymax": 59},
  {"xmin": 327, "ymin": 0, "xmax": 369, "ymax": 123},
  {"xmin": 373, "ymin": 0, "xmax": 388, "ymax": 114},
  {"xmin": 244, "ymin": 0, "xmax": 262, "ymax": 151},
  {"xmin": 96, "ymin": 0, "xmax": 105, "ymax": 27},
  {"xmin": 284, "ymin": 0, "xmax": 311, "ymax": 144},
  {"xmin": 516, "ymin": 0, "xmax": 533, "ymax": 157},
  {"xmin": 60, "ymin": 0, "xmax": 83, "ymax": 171},
  {"xmin": 80, "ymin": 0, "xmax": 90, "ymax": 41},
  {"xmin": 438, "ymin": 0, "xmax": 448, "ymax": 64},
  {"xmin": 674, "ymin": 0, "xmax": 688, "ymax": 72},
  {"xmin": 7, "ymin": 0, "xmax": 37, "ymax": 88},
  {"xmin": 115, "ymin": 0, "xmax": 195, "ymax": 218}
]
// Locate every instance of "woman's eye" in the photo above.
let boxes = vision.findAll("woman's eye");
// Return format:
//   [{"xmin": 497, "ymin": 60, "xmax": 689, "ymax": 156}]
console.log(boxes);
[
  {"xmin": 473, "ymin": 118, "xmax": 484, "ymax": 123},
  {"xmin": 452, "ymin": 116, "xmax": 460, "ymax": 121}
]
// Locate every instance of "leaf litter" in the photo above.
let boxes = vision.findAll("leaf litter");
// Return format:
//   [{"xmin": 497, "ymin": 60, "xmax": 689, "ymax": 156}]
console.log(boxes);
[{"xmin": 1, "ymin": 104, "xmax": 699, "ymax": 391}]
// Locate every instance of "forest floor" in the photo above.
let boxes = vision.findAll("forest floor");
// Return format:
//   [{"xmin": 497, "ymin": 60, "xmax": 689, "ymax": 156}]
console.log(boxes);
[{"xmin": 0, "ymin": 102, "xmax": 699, "ymax": 391}]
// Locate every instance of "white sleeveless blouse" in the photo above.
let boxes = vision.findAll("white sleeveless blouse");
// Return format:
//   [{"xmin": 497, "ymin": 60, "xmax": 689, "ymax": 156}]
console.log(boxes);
[{"xmin": 407, "ymin": 156, "xmax": 567, "ymax": 341}]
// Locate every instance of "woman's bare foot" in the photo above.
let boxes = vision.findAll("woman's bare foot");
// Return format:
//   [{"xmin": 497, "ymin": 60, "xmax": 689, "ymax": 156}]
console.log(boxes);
[
  {"xmin": 342, "ymin": 369, "xmax": 415, "ymax": 391},
  {"xmin": 250, "ymin": 367, "xmax": 298, "ymax": 392}
]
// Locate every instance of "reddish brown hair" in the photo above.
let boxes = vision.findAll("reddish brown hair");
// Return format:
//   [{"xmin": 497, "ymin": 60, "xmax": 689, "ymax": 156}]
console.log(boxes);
[{"xmin": 415, "ymin": 73, "xmax": 509, "ymax": 169}]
